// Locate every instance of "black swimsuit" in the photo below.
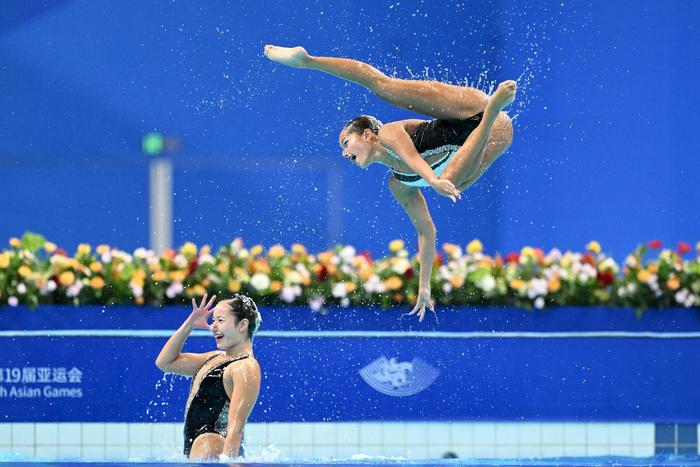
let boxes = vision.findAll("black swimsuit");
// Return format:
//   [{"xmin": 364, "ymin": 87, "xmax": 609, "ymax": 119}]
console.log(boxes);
[
  {"xmin": 183, "ymin": 354, "xmax": 251, "ymax": 457},
  {"xmin": 390, "ymin": 112, "xmax": 483, "ymax": 186}
]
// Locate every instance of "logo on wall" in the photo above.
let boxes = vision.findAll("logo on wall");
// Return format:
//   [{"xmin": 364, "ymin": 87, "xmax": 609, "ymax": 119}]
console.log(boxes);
[{"xmin": 359, "ymin": 356, "xmax": 440, "ymax": 397}]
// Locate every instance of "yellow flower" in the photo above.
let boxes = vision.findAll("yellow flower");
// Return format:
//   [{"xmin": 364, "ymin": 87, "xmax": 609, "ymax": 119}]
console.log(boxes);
[
  {"xmin": 345, "ymin": 282, "xmax": 357, "ymax": 294},
  {"xmin": 696, "ymin": 241, "xmax": 700, "ymax": 252},
  {"xmin": 0, "ymin": 253, "xmax": 11, "ymax": 269},
  {"xmin": 186, "ymin": 285, "xmax": 206, "ymax": 297},
  {"xmin": 228, "ymin": 280, "xmax": 241, "ymax": 293},
  {"xmin": 450, "ymin": 276, "xmax": 465, "ymax": 288},
  {"xmin": 250, "ymin": 245, "xmax": 264, "ymax": 256},
  {"xmin": 201, "ymin": 278, "xmax": 211, "ymax": 288},
  {"xmin": 77, "ymin": 243, "xmax": 91, "ymax": 257},
  {"xmin": 548, "ymin": 277, "xmax": 561, "ymax": 293},
  {"xmin": 9, "ymin": 237, "xmax": 22, "ymax": 248},
  {"xmin": 291, "ymin": 243, "xmax": 307, "ymax": 255},
  {"xmin": 130, "ymin": 276, "xmax": 145, "ymax": 288},
  {"xmin": 666, "ymin": 277, "xmax": 681, "ymax": 290},
  {"xmin": 44, "ymin": 242, "xmax": 57, "ymax": 253},
  {"xmin": 90, "ymin": 277, "xmax": 105, "ymax": 289},
  {"xmin": 135, "ymin": 296, "xmax": 145, "ymax": 305},
  {"xmin": 510, "ymin": 278, "xmax": 527, "ymax": 291},
  {"xmin": 59, "ymin": 271, "xmax": 76, "ymax": 286},
  {"xmin": 317, "ymin": 251, "xmax": 334, "ymax": 265},
  {"xmin": 180, "ymin": 242, "xmax": 197, "ymax": 257},
  {"xmin": 168, "ymin": 270, "xmax": 187, "ymax": 283},
  {"xmin": 90, "ymin": 262, "xmax": 103, "ymax": 273},
  {"xmin": 478, "ymin": 258, "xmax": 494, "ymax": 269},
  {"xmin": 389, "ymin": 239, "xmax": 405, "ymax": 253},
  {"xmin": 96, "ymin": 244, "xmax": 110, "ymax": 255},
  {"xmin": 268, "ymin": 245, "xmax": 286, "ymax": 258},
  {"xmin": 252, "ymin": 260, "xmax": 271, "ymax": 275},
  {"xmin": 200, "ymin": 245, "xmax": 211, "ymax": 256},
  {"xmin": 152, "ymin": 270, "xmax": 166, "ymax": 282},
  {"xmin": 586, "ymin": 241, "xmax": 601, "ymax": 254},
  {"xmin": 216, "ymin": 262, "xmax": 229, "ymax": 274},
  {"xmin": 384, "ymin": 276, "xmax": 403, "ymax": 290},
  {"xmin": 18, "ymin": 265, "xmax": 32, "ymax": 278},
  {"xmin": 270, "ymin": 280, "xmax": 282, "ymax": 293},
  {"xmin": 647, "ymin": 263, "xmax": 658, "ymax": 274},
  {"xmin": 636, "ymin": 270, "xmax": 651, "ymax": 282},
  {"xmin": 520, "ymin": 246, "xmax": 536, "ymax": 261},
  {"xmin": 467, "ymin": 239, "xmax": 483, "ymax": 254}
]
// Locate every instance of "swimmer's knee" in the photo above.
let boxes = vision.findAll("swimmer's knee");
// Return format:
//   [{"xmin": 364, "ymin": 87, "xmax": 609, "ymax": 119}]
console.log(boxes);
[{"xmin": 190, "ymin": 433, "xmax": 225, "ymax": 460}]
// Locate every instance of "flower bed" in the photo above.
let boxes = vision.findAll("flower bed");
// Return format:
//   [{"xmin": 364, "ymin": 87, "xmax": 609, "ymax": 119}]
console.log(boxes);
[{"xmin": 0, "ymin": 233, "xmax": 698, "ymax": 312}]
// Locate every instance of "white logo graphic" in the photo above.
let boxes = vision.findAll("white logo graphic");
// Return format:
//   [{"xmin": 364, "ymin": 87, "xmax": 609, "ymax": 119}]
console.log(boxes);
[{"xmin": 359, "ymin": 356, "xmax": 440, "ymax": 397}]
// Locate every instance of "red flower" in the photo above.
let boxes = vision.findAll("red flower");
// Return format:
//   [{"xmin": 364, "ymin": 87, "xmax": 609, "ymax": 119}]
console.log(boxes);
[
  {"xmin": 677, "ymin": 241, "xmax": 692, "ymax": 255},
  {"xmin": 505, "ymin": 252, "xmax": 520, "ymax": 264},
  {"xmin": 317, "ymin": 265, "xmax": 329, "ymax": 282},
  {"xmin": 434, "ymin": 253, "xmax": 444, "ymax": 266},
  {"xmin": 54, "ymin": 248, "xmax": 68, "ymax": 257},
  {"xmin": 647, "ymin": 239, "xmax": 662, "ymax": 249},
  {"xmin": 582, "ymin": 253, "xmax": 596, "ymax": 266},
  {"xmin": 358, "ymin": 250, "xmax": 373, "ymax": 264},
  {"xmin": 187, "ymin": 259, "xmax": 199, "ymax": 275},
  {"xmin": 403, "ymin": 267, "xmax": 414, "ymax": 279},
  {"xmin": 597, "ymin": 270, "xmax": 614, "ymax": 288}
]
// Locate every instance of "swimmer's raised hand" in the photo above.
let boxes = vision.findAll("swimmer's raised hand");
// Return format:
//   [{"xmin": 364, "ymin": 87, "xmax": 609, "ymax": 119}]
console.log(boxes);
[
  {"xmin": 429, "ymin": 179, "xmax": 462, "ymax": 203},
  {"xmin": 186, "ymin": 293, "xmax": 217, "ymax": 330},
  {"xmin": 264, "ymin": 45, "xmax": 311, "ymax": 68},
  {"xmin": 408, "ymin": 288, "xmax": 434, "ymax": 322}
]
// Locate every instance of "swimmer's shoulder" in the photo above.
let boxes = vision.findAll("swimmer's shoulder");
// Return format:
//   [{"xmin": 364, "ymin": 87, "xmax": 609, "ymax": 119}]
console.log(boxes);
[{"xmin": 380, "ymin": 119, "xmax": 428, "ymax": 136}]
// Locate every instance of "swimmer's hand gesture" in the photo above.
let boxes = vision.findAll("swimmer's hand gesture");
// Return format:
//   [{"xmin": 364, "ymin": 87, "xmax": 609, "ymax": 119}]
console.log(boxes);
[
  {"xmin": 185, "ymin": 293, "xmax": 217, "ymax": 330},
  {"xmin": 429, "ymin": 178, "xmax": 461, "ymax": 203},
  {"xmin": 408, "ymin": 288, "xmax": 434, "ymax": 322}
]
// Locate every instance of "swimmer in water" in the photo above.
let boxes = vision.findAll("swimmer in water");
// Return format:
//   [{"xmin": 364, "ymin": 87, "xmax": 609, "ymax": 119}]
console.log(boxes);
[
  {"xmin": 155, "ymin": 293, "xmax": 262, "ymax": 460},
  {"xmin": 264, "ymin": 45, "xmax": 516, "ymax": 321}
]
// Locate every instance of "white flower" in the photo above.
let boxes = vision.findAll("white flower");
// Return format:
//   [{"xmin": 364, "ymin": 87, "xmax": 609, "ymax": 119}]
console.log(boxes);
[
  {"xmin": 675, "ymin": 289, "xmax": 689, "ymax": 304},
  {"xmin": 545, "ymin": 248, "xmax": 562, "ymax": 263},
  {"xmin": 341, "ymin": 297, "xmax": 350, "ymax": 307},
  {"xmin": 599, "ymin": 258, "xmax": 619, "ymax": 273},
  {"xmin": 8, "ymin": 296, "xmax": 18, "ymax": 307},
  {"xmin": 534, "ymin": 297, "xmax": 545, "ymax": 309},
  {"xmin": 625, "ymin": 255, "xmax": 638, "ymax": 268},
  {"xmin": 66, "ymin": 281, "xmax": 83, "ymax": 298},
  {"xmin": 40, "ymin": 280, "xmax": 57, "ymax": 296},
  {"xmin": 101, "ymin": 252, "xmax": 112, "ymax": 263},
  {"xmin": 341, "ymin": 264, "xmax": 353, "ymax": 275},
  {"xmin": 442, "ymin": 283, "xmax": 453, "ymax": 294},
  {"xmin": 133, "ymin": 248, "xmax": 150, "ymax": 260},
  {"xmin": 129, "ymin": 283, "xmax": 143, "ymax": 297},
  {"xmin": 286, "ymin": 271, "xmax": 302, "ymax": 285},
  {"xmin": 391, "ymin": 258, "xmax": 411, "ymax": 275},
  {"xmin": 332, "ymin": 282, "xmax": 347, "ymax": 298},
  {"xmin": 230, "ymin": 238, "xmax": 243, "ymax": 253},
  {"xmin": 363, "ymin": 275, "xmax": 385, "ymax": 294},
  {"xmin": 199, "ymin": 254, "xmax": 216, "ymax": 265},
  {"xmin": 206, "ymin": 273, "xmax": 221, "ymax": 284},
  {"xmin": 166, "ymin": 282, "xmax": 183, "ymax": 299},
  {"xmin": 684, "ymin": 295, "xmax": 696, "ymax": 308},
  {"xmin": 280, "ymin": 286, "xmax": 300, "ymax": 303},
  {"xmin": 438, "ymin": 265, "xmax": 452, "ymax": 280},
  {"xmin": 250, "ymin": 273, "xmax": 271, "ymax": 291},
  {"xmin": 475, "ymin": 275, "xmax": 496, "ymax": 293},
  {"xmin": 339, "ymin": 246, "xmax": 356, "ymax": 263},
  {"xmin": 16, "ymin": 283, "xmax": 27, "ymax": 294},
  {"xmin": 626, "ymin": 283, "xmax": 637, "ymax": 294},
  {"xmin": 309, "ymin": 295, "xmax": 325, "ymax": 312},
  {"xmin": 174, "ymin": 254, "xmax": 188, "ymax": 269},
  {"xmin": 527, "ymin": 278, "xmax": 548, "ymax": 299}
]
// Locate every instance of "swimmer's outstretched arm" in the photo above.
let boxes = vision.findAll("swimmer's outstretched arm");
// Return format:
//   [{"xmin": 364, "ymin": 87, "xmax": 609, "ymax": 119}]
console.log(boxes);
[
  {"xmin": 388, "ymin": 176, "xmax": 436, "ymax": 321},
  {"xmin": 155, "ymin": 294, "xmax": 218, "ymax": 376}
]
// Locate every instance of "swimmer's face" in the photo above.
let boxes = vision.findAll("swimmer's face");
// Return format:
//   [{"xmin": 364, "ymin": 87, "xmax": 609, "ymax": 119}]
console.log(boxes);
[
  {"xmin": 210, "ymin": 303, "xmax": 248, "ymax": 349},
  {"xmin": 339, "ymin": 129, "xmax": 375, "ymax": 169}
]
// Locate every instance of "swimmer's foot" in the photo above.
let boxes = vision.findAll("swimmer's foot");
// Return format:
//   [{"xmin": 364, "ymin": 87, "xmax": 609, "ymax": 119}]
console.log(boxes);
[
  {"xmin": 485, "ymin": 80, "xmax": 517, "ymax": 115},
  {"xmin": 263, "ymin": 45, "xmax": 311, "ymax": 68}
]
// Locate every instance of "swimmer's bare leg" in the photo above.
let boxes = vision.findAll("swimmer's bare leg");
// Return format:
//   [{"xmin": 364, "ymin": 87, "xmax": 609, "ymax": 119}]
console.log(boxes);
[
  {"xmin": 440, "ymin": 80, "xmax": 516, "ymax": 188},
  {"xmin": 264, "ymin": 45, "xmax": 487, "ymax": 120}
]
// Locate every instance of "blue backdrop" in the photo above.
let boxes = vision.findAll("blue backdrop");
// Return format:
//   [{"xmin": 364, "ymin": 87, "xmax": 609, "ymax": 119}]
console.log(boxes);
[{"xmin": 1, "ymin": 1, "xmax": 698, "ymax": 258}]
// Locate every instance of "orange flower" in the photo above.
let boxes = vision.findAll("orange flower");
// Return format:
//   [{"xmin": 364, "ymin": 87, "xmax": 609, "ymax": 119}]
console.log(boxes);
[
  {"xmin": 268, "ymin": 245, "xmax": 286, "ymax": 258},
  {"xmin": 450, "ymin": 276, "xmax": 465, "ymax": 288},
  {"xmin": 384, "ymin": 276, "xmax": 403, "ymax": 290},
  {"xmin": 135, "ymin": 296, "xmax": 145, "ymax": 305},
  {"xmin": 18, "ymin": 265, "xmax": 32, "ymax": 278},
  {"xmin": 89, "ymin": 262, "xmax": 103, "ymax": 273},
  {"xmin": 152, "ymin": 271, "xmax": 166, "ymax": 282},
  {"xmin": 636, "ymin": 270, "xmax": 651, "ymax": 282},
  {"xmin": 90, "ymin": 277, "xmax": 105, "ymax": 289},
  {"xmin": 666, "ymin": 276, "xmax": 681, "ymax": 290},
  {"xmin": 270, "ymin": 280, "xmax": 282, "ymax": 293},
  {"xmin": 228, "ymin": 280, "xmax": 241, "ymax": 293},
  {"xmin": 59, "ymin": 271, "xmax": 76, "ymax": 286},
  {"xmin": 548, "ymin": 277, "xmax": 561, "ymax": 293}
]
